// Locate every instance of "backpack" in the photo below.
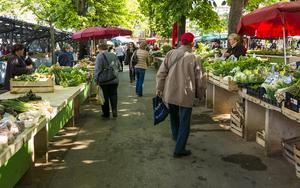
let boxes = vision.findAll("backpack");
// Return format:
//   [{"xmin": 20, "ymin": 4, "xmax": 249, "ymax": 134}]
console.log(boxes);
[{"xmin": 97, "ymin": 53, "xmax": 117, "ymax": 84}]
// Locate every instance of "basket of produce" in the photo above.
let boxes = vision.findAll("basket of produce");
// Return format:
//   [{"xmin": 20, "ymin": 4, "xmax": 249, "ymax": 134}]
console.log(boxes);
[{"xmin": 10, "ymin": 73, "xmax": 54, "ymax": 94}]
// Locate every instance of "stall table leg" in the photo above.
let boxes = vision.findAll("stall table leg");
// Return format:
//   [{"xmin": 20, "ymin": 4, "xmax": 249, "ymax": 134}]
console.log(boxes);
[
  {"xmin": 244, "ymin": 100, "xmax": 266, "ymax": 141},
  {"xmin": 34, "ymin": 125, "xmax": 48, "ymax": 163},
  {"xmin": 265, "ymin": 110, "xmax": 300, "ymax": 156},
  {"xmin": 213, "ymin": 85, "xmax": 239, "ymax": 114},
  {"xmin": 74, "ymin": 95, "xmax": 80, "ymax": 125},
  {"xmin": 206, "ymin": 82, "xmax": 213, "ymax": 109}
]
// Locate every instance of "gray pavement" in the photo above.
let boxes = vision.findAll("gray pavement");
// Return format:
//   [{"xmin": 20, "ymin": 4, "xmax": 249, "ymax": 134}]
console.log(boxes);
[{"xmin": 17, "ymin": 67, "xmax": 300, "ymax": 188}]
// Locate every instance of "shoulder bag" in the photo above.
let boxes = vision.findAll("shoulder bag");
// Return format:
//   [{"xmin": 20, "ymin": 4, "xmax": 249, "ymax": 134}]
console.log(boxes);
[{"xmin": 98, "ymin": 53, "xmax": 117, "ymax": 84}]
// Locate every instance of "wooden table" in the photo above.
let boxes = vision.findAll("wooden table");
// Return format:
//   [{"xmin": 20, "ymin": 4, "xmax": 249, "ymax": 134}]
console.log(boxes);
[
  {"xmin": 206, "ymin": 80, "xmax": 240, "ymax": 114},
  {"xmin": 0, "ymin": 83, "xmax": 91, "ymax": 188},
  {"xmin": 239, "ymin": 90, "xmax": 300, "ymax": 156},
  {"xmin": 251, "ymin": 54, "xmax": 300, "ymax": 63}
]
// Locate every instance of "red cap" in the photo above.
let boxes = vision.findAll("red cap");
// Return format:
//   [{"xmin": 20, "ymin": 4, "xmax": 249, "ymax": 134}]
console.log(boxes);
[{"xmin": 181, "ymin": 32, "xmax": 195, "ymax": 45}]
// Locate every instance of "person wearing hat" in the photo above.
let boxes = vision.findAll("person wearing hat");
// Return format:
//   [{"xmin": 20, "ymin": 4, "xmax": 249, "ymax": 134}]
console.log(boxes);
[
  {"xmin": 156, "ymin": 32, "xmax": 206, "ymax": 158},
  {"xmin": 4, "ymin": 44, "xmax": 33, "ymax": 91},
  {"xmin": 134, "ymin": 41, "xmax": 150, "ymax": 97}
]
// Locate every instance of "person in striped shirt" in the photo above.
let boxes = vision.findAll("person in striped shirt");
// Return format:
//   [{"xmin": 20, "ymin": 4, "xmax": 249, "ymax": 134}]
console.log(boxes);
[{"xmin": 135, "ymin": 42, "xmax": 150, "ymax": 97}]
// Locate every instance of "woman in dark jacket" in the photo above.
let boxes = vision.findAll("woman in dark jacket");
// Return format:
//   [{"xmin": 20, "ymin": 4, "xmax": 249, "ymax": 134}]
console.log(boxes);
[
  {"xmin": 4, "ymin": 44, "xmax": 33, "ymax": 90},
  {"xmin": 224, "ymin": 33, "xmax": 246, "ymax": 60},
  {"xmin": 124, "ymin": 42, "xmax": 137, "ymax": 83},
  {"xmin": 94, "ymin": 42, "xmax": 121, "ymax": 119}
]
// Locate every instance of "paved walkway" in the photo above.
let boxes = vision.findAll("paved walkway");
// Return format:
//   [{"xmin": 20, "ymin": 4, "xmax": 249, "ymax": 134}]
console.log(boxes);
[{"xmin": 17, "ymin": 67, "xmax": 300, "ymax": 188}]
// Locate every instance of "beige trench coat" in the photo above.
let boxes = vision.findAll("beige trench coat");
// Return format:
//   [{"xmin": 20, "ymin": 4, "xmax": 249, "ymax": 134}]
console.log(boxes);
[{"xmin": 156, "ymin": 45, "xmax": 206, "ymax": 108}]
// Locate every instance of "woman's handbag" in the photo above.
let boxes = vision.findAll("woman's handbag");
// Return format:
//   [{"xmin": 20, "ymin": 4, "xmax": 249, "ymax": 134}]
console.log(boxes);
[
  {"xmin": 152, "ymin": 96, "xmax": 169, "ymax": 125},
  {"xmin": 98, "ymin": 53, "xmax": 117, "ymax": 84}
]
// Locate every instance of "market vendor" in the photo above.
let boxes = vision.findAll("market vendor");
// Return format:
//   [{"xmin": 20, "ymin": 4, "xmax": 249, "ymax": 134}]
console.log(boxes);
[
  {"xmin": 224, "ymin": 33, "xmax": 246, "ymax": 60},
  {"xmin": 4, "ymin": 44, "xmax": 33, "ymax": 91}
]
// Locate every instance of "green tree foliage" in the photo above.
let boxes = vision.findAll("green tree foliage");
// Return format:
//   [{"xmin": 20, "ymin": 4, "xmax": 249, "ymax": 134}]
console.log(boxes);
[
  {"xmin": 246, "ymin": 0, "xmax": 288, "ymax": 11},
  {"xmin": 0, "ymin": 0, "xmax": 136, "ymax": 30},
  {"xmin": 138, "ymin": 0, "xmax": 222, "ymax": 38}
]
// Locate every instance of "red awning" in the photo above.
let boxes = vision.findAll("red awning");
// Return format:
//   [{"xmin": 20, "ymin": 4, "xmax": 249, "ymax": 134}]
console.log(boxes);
[
  {"xmin": 237, "ymin": 1, "xmax": 300, "ymax": 38},
  {"xmin": 72, "ymin": 27, "xmax": 132, "ymax": 40},
  {"xmin": 172, "ymin": 23, "xmax": 178, "ymax": 48},
  {"xmin": 145, "ymin": 37, "xmax": 156, "ymax": 44}
]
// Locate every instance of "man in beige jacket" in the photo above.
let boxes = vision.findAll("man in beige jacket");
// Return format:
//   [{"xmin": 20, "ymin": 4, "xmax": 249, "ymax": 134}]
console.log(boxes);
[{"xmin": 156, "ymin": 32, "xmax": 205, "ymax": 158}]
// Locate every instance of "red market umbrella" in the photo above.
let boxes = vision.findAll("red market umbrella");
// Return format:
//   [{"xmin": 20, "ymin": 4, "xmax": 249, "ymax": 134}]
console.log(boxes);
[
  {"xmin": 145, "ymin": 37, "xmax": 156, "ymax": 44},
  {"xmin": 237, "ymin": 1, "xmax": 300, "ymax": 38},
  {"xmin": 172, "ymin": 23, "xmax": 178, "ymax": 48},
  {"xmin": 237, "ymin": 1, "xmax": 300, "ymax": 64},
  {"xmin": 72, "ymin": 27, "xmax": 132, "ymax": 40}
]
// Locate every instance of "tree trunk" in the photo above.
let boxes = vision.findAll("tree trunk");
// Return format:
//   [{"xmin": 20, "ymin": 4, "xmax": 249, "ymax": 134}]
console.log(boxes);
[
  {"xmin": 177, "ymin": 16, "xmax": 186, "ymax": 44},
  {"xmin": 75, "ymin": 0, "xmax": 87, "ymax": 16},
  {"xmin": 228, "ymin": 0, "xmax": 248, "ymax": 35},
  {"xmin": 49, "ymin": 22, "xmax": 56, "ymax": 65}
]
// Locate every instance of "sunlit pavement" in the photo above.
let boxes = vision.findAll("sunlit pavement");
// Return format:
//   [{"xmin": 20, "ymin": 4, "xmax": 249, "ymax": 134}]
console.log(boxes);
[{"xmin": 17, "ymin": 66, "xmax": 300, "ymax": 188}]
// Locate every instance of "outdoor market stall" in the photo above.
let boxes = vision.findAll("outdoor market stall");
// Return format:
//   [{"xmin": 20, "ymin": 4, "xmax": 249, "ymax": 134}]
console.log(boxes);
[
  {"xmin": 0, "ymin": 64, "xmax": 92, "ymax": 187},
  {"xmin": 237, "ymin": 1, "xmax": 300, "ymax": 65}
]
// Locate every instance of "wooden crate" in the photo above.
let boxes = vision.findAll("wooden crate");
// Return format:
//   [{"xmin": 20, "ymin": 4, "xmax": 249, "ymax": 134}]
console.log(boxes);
[
  {"xmin": 208, "ymin": 72, "xmax": 222, "ymax": 84},
  {"xmin": 10, "ymin": 77, "xmax": 54, "ymax": 94},
  {"xmin": 282, "ymin": 137, "xmax": 300, "ymax": 165},
  {"xmin": 220, "ymin": 77, "xmax": 238, "ymax": 91},
  {"xmin": 230, "ymin": 111, "xmax": 244, "ymax": 137},
  {"xmin": 282, "ymin": 104, "xmax": 300, "ymax": 123},
  {"xmin": 256, "ymin": 130, "xmax": 265, "ymax": 147},
  {"xmin": 294, "ymin": 144, "xmax": 300, "ymax": 178}
]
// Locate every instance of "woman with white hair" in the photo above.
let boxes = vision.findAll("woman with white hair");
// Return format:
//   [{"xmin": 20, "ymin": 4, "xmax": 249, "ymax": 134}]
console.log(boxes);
[{"xmin": 224, "ymin": 33, "xmax": 246, "ymax": 59}]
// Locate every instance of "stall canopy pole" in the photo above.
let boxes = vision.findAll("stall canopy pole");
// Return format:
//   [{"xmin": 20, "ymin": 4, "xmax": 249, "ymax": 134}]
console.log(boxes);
[{"xmin": 283, "ymin": 27, "xmax": 287, "ymax": 65}]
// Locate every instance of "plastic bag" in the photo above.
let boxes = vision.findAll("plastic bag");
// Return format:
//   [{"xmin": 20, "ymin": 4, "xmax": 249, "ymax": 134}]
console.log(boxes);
[
  {"xmin": 96, "ymin": 86, "xmax": 105, "ymax": 105},
  {"xmin": 152, "ymin": 96, "xmax": 169, "ymax": 125}
]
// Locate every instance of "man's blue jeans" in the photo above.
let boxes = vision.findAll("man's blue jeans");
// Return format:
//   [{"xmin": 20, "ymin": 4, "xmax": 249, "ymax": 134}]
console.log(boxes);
[
  {"xmin": 169, "ymin": 104, "xmax": 192, "ymax": 154},
  {"xmin": 135, "ymin": 68, "xmax": 145, "ymax": 96}
]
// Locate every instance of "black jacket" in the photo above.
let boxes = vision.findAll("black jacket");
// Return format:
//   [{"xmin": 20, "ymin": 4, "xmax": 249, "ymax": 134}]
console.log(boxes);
[
  {"xmin": 124, "ymin": 48, "xmax": 136, "ymax": 65},
  {"xmin": 226, "ymin": 43, "xmax": 246, "ymax": 59},
  {"xmin": 4, "ymin": 55, "xmax": 30, "ymax": 90}
]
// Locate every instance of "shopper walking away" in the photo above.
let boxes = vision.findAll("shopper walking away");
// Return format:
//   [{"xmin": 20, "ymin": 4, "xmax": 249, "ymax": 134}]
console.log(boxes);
[
  {"xmin": 115, "ymin": 44, "xmax": 125, "ymax": 72},
  {"xmin": 94, "ymin": 42, "xmax": 121, "ymax": 118},
  {"xmin": 124, "ymin": 42, "xmax": 136, "ymax": 83},
  {"xmin": 4, "ymin": 44, "xmax": 33, "ymax": 91},
  {"xmin": 156, "ymin": 32, "xmax": 206, "ymax": 158},
  {"xmin": 134, "ymin": 42, "xmax": 150, "ymax": 97}
]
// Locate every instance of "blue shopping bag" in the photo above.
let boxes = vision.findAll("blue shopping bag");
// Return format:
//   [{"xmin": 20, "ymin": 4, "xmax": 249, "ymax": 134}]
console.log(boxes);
[{"xmin": 152, "ymin": 96, "xmax": 169, "ymax": 125}]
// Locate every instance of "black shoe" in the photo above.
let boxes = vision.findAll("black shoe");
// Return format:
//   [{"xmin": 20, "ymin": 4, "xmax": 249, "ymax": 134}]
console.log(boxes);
[
  {"xmin": 101, "ymin": 114, "xmax": 109, "ymax": 119},
  {"xmin": 173, "ymin": 150, "xmax": 192, "ymax": 158},
  {"xmin": 112, "ymin": 110, "xmax": 118, "ymax": 117}
]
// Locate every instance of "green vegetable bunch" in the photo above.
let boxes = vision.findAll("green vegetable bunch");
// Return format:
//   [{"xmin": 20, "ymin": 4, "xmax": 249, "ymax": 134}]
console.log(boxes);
[
  {"xmin": 0, "ymin": 99, "xmax": 33, "ymax": 113},
  {"xmin": 55, "ymin": 67, "xmax": 88, "ymax": 87},
  {"xmin": 14, "ymin": 75, "xmax": 38, "ymax": 81},
  {"xmin": 286, "ymin": 80, "xmax": 300, "ymax": 97},
  {"xmin": 35, "ymin": 65, "xmax": 51, "ymax": 74},
  {"xmin": 262, "ymin": 80, "xmax": 290, "ymax": 100}
]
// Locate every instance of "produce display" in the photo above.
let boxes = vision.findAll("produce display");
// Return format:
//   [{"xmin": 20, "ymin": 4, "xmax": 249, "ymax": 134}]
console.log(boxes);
[
  {"xmin": 0, "ymin": 91, "xmax": 54, "ymax": 147},
  {"xmin": 13, "ymin": 73, "xmax": 53, "ymax": 81},
  {"xmin": 35, "ymin": 64, "xmax": 89, "ymax": 87},
  {"xmin": 204, "ymin": 56, "xmax": 297, "ymax": 106},
  {"xmin": 54, "ymin": 67, "xmax": 88, "ymax": 87},
  {"xmin": 248, "ymin": 49, "xmax": 300, "ymax": 56},
  {"xmin": 77, "ymin": 58, "xmax": 95, "ymax": 68}
]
